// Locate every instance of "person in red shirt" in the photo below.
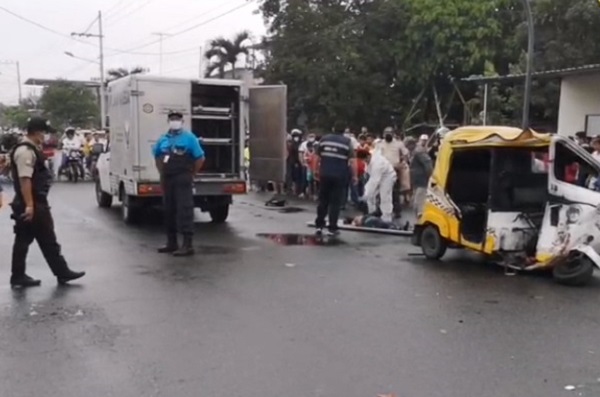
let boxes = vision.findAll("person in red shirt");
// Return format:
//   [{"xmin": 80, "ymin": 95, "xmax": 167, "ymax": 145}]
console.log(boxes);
[
  {"xmin": 564, "ymin": 162, "xmax": 579, "ymax": 184},
  {"xmin": 355, "ymin": 147, "xmax": 369, "ymax": 199},
  {"xmin": 304, "ymin": 141, "xmax": 319, "ymax": 199}
]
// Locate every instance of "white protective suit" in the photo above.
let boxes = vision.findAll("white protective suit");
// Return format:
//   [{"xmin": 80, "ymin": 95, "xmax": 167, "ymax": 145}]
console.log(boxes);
[{"xmin": 363, "ymin": 151, "xmax": 397, "ymax": 222}]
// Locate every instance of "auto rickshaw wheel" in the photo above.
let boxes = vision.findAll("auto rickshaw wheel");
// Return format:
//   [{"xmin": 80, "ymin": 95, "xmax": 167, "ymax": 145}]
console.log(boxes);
[
  {"xmin": 553, "ymin": 254, "xmax": 594, "ymax": 287},
  {"xmin": 421, "ymin": 225, "xmax": 447, "ymax": 260}
]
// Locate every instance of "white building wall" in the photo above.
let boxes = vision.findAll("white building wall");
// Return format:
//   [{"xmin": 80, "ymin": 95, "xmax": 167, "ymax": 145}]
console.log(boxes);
[{"xmin": 557, "ymin": 73, "xmax": 600, "ymax": 136}]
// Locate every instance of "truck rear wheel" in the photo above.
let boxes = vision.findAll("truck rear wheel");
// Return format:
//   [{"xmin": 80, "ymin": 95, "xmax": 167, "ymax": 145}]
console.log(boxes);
[
  {"xmin": 209, "ymin": 204, "xmax": 229, "ymax": 223},
  {"xmin": 95, "ymin": 179, "xmax": 113, "ymax": 208}
]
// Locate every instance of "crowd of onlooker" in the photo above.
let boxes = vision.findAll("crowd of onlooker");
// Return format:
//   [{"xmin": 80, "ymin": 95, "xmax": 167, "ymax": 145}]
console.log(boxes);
[{"xmin": 280, "ymin": 125, "xmax": 441, "ymax": 223}]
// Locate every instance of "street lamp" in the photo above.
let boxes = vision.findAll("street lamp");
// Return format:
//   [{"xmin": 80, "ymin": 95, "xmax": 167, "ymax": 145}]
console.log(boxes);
[{"xmin": 64, "ymin": 51, "xmax": 99, "ymax": 65}]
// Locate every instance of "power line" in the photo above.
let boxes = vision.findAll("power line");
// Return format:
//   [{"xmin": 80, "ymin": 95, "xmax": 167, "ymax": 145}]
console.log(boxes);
[
  {"xmin": 0, "ymin": 5, "xmax": 163, "ymax": 56},
  {"xmin": 1, "ymin": 1, "xmax": 258, "ymax": 61},
  {"xmin": 104, "ymin": 0, "xmax": 138, "ymax": 20},
  {"xmin": 103, "ymin": 0, "xmax": 130, "ymax": 17},
  {"xmin": 81, "ymin": 16, "xmax": 99, "ymax": 35},
  {"xmin": 117, "ymin": 1, "xmax": 255, "ymax": 54},
  {"xmin": 106, "ymin": 0, "xmax": 154, "ymax": 26},
  {"xmin": 110, "ymin": 0, "xmax": 241, "ymax": 51}
]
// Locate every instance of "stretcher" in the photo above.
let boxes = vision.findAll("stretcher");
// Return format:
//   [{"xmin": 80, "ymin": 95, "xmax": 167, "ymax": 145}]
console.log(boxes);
[{"xmin": 306, "ymin": 222, "xmax": 413, "ymax": 236}]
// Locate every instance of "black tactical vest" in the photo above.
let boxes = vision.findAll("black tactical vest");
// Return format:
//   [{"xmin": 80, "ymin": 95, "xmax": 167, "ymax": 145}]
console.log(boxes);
[
  {"xmin": 163, "ymin": 144, "xmax": 195, "ymax": 177},
  {"xmin": 10, "ymin": 141, "xmax": 52, "ymax": 204}
]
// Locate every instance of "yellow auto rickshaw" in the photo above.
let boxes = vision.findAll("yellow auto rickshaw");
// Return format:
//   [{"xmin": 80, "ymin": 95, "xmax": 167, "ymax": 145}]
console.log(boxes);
[{"xmin": 412, "ymin": 126, "xmax": 600, "ymax": 286}]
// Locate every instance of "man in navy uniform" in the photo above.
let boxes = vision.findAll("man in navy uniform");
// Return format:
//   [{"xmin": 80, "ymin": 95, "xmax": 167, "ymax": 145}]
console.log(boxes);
[
  {"xmin": 153, "ymin": 111, "xmax": 205, "ymax": 256},
  {"xmin": 315, "ymin": 121, "xmax": 357, "ymax": 236},
  {"xmin": 10, "ymin": 117, "xmax": 86, "ymax": 287}
]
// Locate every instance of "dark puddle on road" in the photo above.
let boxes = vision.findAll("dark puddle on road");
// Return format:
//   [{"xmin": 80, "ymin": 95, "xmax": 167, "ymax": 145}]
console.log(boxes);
[{"xmin": 257, "ymin": 233, "xmax": 345, "ymax": 246}]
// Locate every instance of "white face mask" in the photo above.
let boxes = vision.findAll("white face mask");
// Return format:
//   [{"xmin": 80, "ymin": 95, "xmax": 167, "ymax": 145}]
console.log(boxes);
[{"xmin": 169, "ymin": 120, "xmax": 183, "ymax": 131}]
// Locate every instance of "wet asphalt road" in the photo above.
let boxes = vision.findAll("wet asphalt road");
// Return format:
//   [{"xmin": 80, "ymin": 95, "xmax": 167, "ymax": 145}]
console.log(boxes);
[{"xmin": 0, "ymin": 183, "xmax": 599, "ymax": 397}]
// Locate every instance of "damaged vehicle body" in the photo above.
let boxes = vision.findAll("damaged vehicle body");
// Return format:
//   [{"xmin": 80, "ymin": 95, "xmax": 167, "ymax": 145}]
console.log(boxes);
[{"xmin": 412, "ymin": 126, "xmax": 600, "ymax": 286}]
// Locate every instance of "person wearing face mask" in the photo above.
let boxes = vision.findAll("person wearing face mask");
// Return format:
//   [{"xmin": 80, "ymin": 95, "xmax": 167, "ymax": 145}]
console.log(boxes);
[
  {"xmin": 375, "ymin": 127, "xmax": 409, "ymax": 217},
  {"xmin": 298, "ymin": 132, "xmax": 316, "ymax": 196},
  {"xmin": 153, "ymin": 111, "xmax": 205, "ymax": 256},
  {"xmin": 8, "ymin": 117, "xmax": 86, "ymax": 287},
  {"xmin": 287, "ymin": 129, "xmax": 304, "ymax": 196}
]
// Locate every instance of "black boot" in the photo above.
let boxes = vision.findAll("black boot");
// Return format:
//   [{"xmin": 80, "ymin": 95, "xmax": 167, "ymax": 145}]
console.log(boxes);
[
  {"xmin": 173, "ymin": 235, "xmax": 194, "ymax": 257},
  {"xmin": 57, "ymin": 269, "xmax": 86, "ymax": 285},
  {"xmin": 10, "ymin": 274, "xmax": 41, "ymax": 288},
  {"xmin": 158, "ymin": 234, "xmax": 178, "ymax": 253}
]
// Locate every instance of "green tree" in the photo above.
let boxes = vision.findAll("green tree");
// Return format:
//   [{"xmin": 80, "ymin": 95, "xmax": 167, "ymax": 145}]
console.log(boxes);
[
  {"xmin": 0, "ymin": 104, "xmax": 30, "ymax": 129},
  {"xmin": 472, "ymin": 0, "xmax": 600, "ymax": 128},
  {"xmin": 204, "ymin": 31, "xmax": 252, "ymax": 78},
  {"xmin": 258, "ymin": 0, "xmax": 518, "ymax": 131},
  {"xmin": 37, "ymin": 81, "xmax": 99, "ymax": 129}
]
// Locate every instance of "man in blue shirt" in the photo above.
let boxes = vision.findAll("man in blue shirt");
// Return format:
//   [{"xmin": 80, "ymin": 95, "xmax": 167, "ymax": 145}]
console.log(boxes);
[
  {"xmin": 315, "ymin": 121, "xmax": 357, "ymax": 236},
  {"xmin": 152, "ymin": 111, "xmax": 205, "ymax": 256}
]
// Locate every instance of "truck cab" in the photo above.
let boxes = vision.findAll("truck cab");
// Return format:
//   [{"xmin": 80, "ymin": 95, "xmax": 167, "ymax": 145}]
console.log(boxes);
[{"xmin": 95, "ymin": 75, "xmax": 286, "ymax": 224}]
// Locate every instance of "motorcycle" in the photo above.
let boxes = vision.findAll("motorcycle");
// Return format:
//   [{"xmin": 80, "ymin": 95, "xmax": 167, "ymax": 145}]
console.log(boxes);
[
  {"xmin": 42, "ymin": 147, "xmax": 56, "ymax": 180},
  {"xmin": 65, "ymin": 149, "xmax": 83, "ymax": 183},
  {"xmin": 87, "ymin": 143, "xmax": 105, "ymax": 179}
]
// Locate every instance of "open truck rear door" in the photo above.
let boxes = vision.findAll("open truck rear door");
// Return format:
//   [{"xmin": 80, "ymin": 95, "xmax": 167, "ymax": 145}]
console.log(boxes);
[{"xmin": 248, "ymin": 85, "xmax": 287, "ymax": 183}]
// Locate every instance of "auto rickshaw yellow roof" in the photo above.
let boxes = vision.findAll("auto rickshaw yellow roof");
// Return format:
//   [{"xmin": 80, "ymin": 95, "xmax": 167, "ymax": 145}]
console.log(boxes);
[
  {"xmin": 431, "ymin": 126, "xmax": 551, "ymax": 189},
  {"xmin": 444, "ymin": 125, "xmax": 551, "ymax": 146}
]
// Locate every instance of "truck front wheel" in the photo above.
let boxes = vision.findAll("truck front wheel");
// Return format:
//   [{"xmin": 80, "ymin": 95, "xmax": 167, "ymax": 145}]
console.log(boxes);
[
  {"xmin": 95, "ymin": 179, "xmax": 113, "ymax": 208},
  {"xmin": 121, "ymin": 192, "xmax": 140, "ymax": 224},
  {"xmin": 209, "ymin": 204, "xmax": 229, "ymax": 223}
]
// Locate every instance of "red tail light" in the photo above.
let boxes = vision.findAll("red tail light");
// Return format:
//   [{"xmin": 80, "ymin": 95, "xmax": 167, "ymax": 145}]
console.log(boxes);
[
  {"xmin": 223, "ymin": 183, "xmax": 246, "ymax": 194},
  {"xmin": 138, "ymin": 184, "xmax": 163, "ymax": 195}
]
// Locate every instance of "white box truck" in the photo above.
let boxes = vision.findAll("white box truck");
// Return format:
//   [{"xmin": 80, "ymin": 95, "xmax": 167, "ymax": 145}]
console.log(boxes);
[{"xmin": 94, "ymin": 75, "xmax": 287, "ymax": 224}]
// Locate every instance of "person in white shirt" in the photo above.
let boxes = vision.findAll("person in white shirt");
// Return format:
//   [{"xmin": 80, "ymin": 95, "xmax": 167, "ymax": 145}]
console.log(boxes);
[
  {"xmin": 359, "ymin": 150, "xmax": 397, "ymax": 222},
  {"xmin": 60, "ymin": 127, "xmax": 84, "ymax": 178},
  {"xmin": 374, "ymin": 127, "xmax": 408, "ymax": 215}
]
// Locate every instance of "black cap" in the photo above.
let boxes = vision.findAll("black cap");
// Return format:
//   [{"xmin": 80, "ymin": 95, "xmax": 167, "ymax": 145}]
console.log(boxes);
[
  {"xmin": 167, "ymin": 110, "xmax": 183, "ymax": 119},
  {"xmin": 27, "ymin": 117, "xmax": 56, "ymax": 134}
]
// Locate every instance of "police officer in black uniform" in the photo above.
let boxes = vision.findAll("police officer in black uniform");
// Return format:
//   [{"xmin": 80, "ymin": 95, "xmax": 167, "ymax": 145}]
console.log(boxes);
[
  {"xmin": 153, "ymin": 111, "xmax": 205, "ymax": 256},
  {"xmin": 9, "ymin": 117, "xmax": 86, "ymax": 287},
  {"xmin": 315, "ymin": 121, "xmax": 357, "ymax": 236}
]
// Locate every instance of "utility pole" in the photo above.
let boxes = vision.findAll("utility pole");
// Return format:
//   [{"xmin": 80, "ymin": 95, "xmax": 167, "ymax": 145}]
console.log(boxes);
[
  {"xmin": 71, "ymin": 11, "xmax": 106, "ymax": 129},
  {"xmin": 521, "ymin": 0, "xmax": 534, "ymax": 130},
  {"xmin": 152, "ymin": 32, "xmax": 171, "ymax": 75},
  {"xmin": 199, "ymin": 46, "xmax": 204, "ymax": 79},
  {"xmin": 0, "ymin": 60, "xmax": 22, "ymax": 104}
]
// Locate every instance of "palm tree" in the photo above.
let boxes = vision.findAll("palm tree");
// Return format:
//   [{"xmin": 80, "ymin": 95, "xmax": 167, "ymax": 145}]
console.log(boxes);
[
  {"xmin": 204, "ymin": 31, "xmax": 251, "ymax": 79},
  {"xmin": 106, "ymin": 66, "xmax": 148, "ymax": 82}
]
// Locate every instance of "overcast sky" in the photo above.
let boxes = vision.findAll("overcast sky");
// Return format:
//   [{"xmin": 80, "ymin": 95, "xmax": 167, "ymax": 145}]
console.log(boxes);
[{"xmin": 0, "ymin": 0, "xmax": 266, "ymax": 105}]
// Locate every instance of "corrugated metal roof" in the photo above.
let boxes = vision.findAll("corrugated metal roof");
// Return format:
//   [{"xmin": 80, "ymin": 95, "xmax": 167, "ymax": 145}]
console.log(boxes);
[{"xmin": 461, "ymin": 64, "xmax": 600, "ymax": 84}]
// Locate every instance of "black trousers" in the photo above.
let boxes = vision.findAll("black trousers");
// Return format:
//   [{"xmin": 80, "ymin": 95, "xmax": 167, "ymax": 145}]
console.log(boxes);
[
  {"xmin": 163, "ymin": 173, "xmax": 194, "ymax": 236},
  {"xmin": 11, "ymin": 202, "xmax": 69, "ymax": 278},
  {"xmin": 315, "ymin": 176, "xmax": 345, "ymax": 231},
  {"xmin": 392, "ymin": 178, "xmax": 401, "ymax": 216}
]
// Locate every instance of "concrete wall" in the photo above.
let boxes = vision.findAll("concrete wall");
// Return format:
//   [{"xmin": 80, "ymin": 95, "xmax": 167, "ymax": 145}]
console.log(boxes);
[{"xmin": 557, "ymin": 73, "xmax": 600, "ymax": 136}]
